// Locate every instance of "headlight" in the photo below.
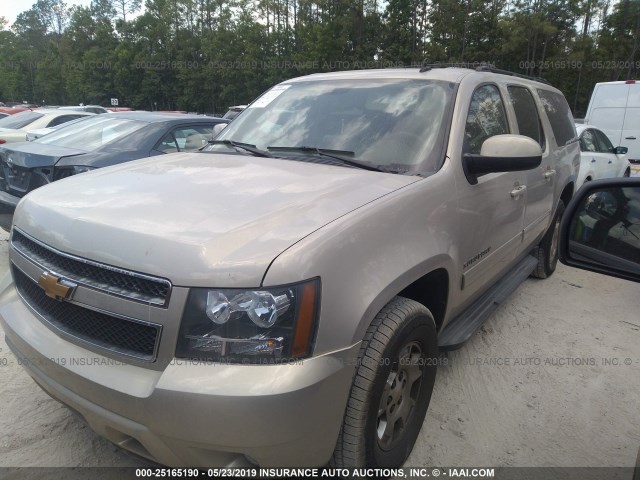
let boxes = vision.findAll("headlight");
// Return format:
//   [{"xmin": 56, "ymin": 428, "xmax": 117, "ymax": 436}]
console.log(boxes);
[
  {"xmin": 54, "ymin": 165, "xmax": 95, "ymax": 181},
  {"xmin": 176, "ymin": 279, "xmax": 320, "ymax": 364}
]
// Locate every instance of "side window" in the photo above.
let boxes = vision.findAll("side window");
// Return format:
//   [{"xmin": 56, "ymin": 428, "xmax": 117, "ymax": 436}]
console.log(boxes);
[
  {"xmin": 156, "ymin": 133, "xmax": 179, "ymax": 154},
  {"xmin": 464, "ymin": 85, "xmax": 509, "ymax": 154},
  {"xmin": 580, "ymin": 130, "xmax": 598, "ymax": 152},
  {"xmin": 507, "ymin": 86, "xmax": 545, "ymax": 149},
  {"xmin": 47, "ymin": 115, "xmax": 82, "ymax": 127},
  {"xmin": 537, "ymin": 89, "xmax": 576, "ymax": 147},
  {"xmin": 593, "ymin": 129, "xmax": 614, "ymax": 153},
  {"xmin": 172, "ymin": 126, "xmax": 214, "ymax": 151}
]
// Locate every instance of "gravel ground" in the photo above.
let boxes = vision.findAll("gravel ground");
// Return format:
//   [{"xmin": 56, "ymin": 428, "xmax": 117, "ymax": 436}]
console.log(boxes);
[{"xmin": 0, "ymin": 225, "xmax": 638, "ymax": 470}]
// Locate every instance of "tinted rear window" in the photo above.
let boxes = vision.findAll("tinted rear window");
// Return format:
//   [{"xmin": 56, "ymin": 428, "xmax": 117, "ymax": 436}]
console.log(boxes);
[
  {"xmin": 508, "ymin": 86, "xmax": 544, "ymax": 148},
  {"xmin": 537, "ymin": 89, "xmax": 576, "ymax": 147},
  {"xmin": 0, "ymin": 111, "xmax": 44, "ymax": 129}
]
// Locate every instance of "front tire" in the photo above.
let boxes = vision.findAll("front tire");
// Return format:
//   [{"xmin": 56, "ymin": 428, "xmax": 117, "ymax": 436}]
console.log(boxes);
[
  {"xmin": 531, "ymin": 200, "xmax": 565, "ymax": 279},
  {"xmin": 332, "ymin": 297, "xmax": 438, "ymax": 468}
]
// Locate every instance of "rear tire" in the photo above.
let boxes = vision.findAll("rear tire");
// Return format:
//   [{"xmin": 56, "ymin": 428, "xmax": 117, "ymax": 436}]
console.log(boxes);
[
  {"xmin": 332, "ymin": 297, "xmax": 438, "ymax": 468},
  {"xmin": 531, "ymin": 200, "xmax": 565, "ymax": 279}
]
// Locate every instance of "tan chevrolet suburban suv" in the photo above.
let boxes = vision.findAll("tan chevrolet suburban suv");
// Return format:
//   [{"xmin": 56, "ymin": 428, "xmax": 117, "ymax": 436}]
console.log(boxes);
[{"xmin": 0, "ymin": 66, "xmax": 579, "ymax": 468}]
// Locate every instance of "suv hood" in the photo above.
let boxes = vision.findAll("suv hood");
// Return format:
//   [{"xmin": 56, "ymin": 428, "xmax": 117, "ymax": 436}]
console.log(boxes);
[{"xmin": 14, "ymin": 153, "xmax": 419, "ymax": 287}]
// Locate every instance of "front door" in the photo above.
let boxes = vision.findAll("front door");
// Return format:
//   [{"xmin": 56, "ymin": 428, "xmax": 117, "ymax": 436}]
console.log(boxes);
[{"xmin": 456, "ymin": 84, "xmax": 527, "ymax": 298}]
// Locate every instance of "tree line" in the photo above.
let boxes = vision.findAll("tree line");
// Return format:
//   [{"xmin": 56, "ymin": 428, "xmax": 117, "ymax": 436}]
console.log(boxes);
[{"xmin": 0, "ymin": 0, "xmax": 638, "ymax": 116}]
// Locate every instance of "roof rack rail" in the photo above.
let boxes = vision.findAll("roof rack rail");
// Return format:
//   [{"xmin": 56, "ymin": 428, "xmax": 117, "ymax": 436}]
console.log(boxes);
[
  {"xmin": 418, "ymin": 61, "xmax": 551, "ymax": 85},
  {"xmin": 419, "ymin": 62, "xmax": 485, "ymax": 73},
  {"xmin": 474, "ymin": 65, "xmax": 550, "ymax": 84}
]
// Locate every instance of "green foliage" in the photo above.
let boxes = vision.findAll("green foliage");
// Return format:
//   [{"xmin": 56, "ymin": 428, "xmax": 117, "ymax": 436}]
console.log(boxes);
[{"xmin": 0, "ymin": 0, "xmax": 638, "ymax": 116}]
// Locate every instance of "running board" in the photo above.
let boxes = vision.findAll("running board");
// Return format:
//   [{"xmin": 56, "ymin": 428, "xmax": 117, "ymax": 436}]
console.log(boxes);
[{"xmin": 438, "ymin": 255, "xmax": 538, "ymax": 351}]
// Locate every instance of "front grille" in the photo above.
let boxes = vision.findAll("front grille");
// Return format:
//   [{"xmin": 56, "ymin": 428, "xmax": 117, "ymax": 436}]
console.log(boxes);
[
  {"xmin": 13, "ymin": 266, "xmax": 161, "ymax": 361},
  {"xmin": 11, "ymin": 229, "xmax": 171, "ymax": 306}
]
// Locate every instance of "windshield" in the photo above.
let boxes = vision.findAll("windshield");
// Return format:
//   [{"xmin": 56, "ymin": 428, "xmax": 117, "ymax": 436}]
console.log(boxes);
[
  {"xmin": 0, "ymin": 111, "xmax": 44, "ymax": 129},
  {"xmin": 205, "ymin": 79, "xmax": 454, "ymax": 173},
  {"xmin": 36, "ymin": 116, "xmax": 146, "ymax": 151}
]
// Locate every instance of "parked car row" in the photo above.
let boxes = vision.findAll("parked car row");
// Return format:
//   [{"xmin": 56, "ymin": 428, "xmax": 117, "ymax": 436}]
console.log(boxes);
[
  {"xmin": 0, "ymin": 112, "xmax": 227, "ymax": 210},
  {"xmin": 0, "ymin": 104, "xmax": 109, "ymax": 116},
  {"xmin": 0, "ymin": 109, "xmax": 96, "ymax": 145},
  {"xmin": 583, "ymin": 79, "xmax": 639, "ymax": 163}
]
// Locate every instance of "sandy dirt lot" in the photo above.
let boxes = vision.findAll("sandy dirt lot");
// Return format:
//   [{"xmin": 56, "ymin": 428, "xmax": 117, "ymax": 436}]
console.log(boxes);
[{"xmin": 0, "ymin": 225, "xmax": 638, "ymax": 471}]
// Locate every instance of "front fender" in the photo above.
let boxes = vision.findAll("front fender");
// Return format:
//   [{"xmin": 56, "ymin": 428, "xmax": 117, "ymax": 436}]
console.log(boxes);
[{"xmin": 262, "ymin": 170, "xmax": 458, "ymax": 356}]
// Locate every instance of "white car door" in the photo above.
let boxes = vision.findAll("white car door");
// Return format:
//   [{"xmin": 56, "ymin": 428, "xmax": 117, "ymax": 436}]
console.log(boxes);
[
  {"xmin": 593, "ymin": 129, "xmax": 624, "ymax": 178},
  {"xmin": 579, "ymin": 129, "xmax": 604, "ymax": 182}
]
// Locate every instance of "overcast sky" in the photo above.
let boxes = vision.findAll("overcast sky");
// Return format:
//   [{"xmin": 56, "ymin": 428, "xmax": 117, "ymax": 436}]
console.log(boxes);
[{"xmin": 2, "ymin": 0, "xmax": 93, "ymax": 26}]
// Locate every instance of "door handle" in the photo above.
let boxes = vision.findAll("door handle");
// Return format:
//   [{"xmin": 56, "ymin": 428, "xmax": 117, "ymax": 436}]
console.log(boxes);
[
  {"xmin": 544, "ymin": 169, "xmax": 556, "ymax": 181},
  {"xmin": 625, "ymin": 136, "xmax": 636, "ymax": 140},
  {"xmin": 608, "ymin": 160, "xmax": 613, "ymax": 164},
  {"xmin": 510, "ymin": 185, "xmax": 527, "ymax": 198}
]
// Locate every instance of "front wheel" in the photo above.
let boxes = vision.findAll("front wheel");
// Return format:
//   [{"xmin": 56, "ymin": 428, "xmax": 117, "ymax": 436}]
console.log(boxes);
[
  {"xmin": 332, "ymin": 297, "xmax": 438, "ymax": 468},
  {"xmin": 531, "ymin": 199, "xmax": 565, "ymax": 279}
]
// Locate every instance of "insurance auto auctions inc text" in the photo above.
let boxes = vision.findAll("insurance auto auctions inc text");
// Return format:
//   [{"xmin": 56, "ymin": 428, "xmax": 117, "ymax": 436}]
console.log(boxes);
[{"xmin": 168, "ymin": 468, "xmax": 496, "ymax": 478}]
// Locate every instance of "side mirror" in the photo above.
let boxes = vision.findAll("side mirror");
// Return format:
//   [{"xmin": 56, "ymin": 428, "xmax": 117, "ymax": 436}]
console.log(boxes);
[
  {"xmin": 559, "ymin": 177, "xmax": 640, "ymax": 283},
  {"xmin": 212, "ymin": 123, "xmax": 227, "ymax": 138},
  {"xmin": 614, "ymin": 146, "xmax": 628, "ymax": 155},
  {"xmin": 462, "ymin": 134, "xmax": 543, "ymax": 185}
]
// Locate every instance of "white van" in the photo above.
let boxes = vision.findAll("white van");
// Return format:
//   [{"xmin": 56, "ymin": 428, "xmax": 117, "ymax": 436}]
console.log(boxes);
[{"xmin": 584, "ymin": 80, "xmax": 640, "ymax": 163}]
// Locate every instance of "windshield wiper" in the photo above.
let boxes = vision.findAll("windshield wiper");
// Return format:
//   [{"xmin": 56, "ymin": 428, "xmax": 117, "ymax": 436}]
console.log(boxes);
[
  {"xmin": 208, "ymin": 139, "xmax": 273, "ymax": 158},
  {"xmin": 266, "ymin": 146, "xmax": 392, "ymax": 173}
]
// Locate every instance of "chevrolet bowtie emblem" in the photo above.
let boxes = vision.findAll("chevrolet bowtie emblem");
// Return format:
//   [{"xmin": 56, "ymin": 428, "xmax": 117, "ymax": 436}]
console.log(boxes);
[{"xmin": 37, "ymin": 272, "xmax": 76, "ymax": 300}]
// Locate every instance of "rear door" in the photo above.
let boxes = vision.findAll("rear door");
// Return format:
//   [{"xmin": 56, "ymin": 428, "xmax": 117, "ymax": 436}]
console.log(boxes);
[{"xmin": 534, "ymin": 88, "xmax": 577, "ymax": 226}]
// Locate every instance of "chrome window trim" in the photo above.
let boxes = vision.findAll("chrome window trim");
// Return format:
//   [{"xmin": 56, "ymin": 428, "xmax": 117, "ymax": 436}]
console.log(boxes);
[{"xmin": 11, "ymin": 227, "xmax": 172, "ymax": 307}]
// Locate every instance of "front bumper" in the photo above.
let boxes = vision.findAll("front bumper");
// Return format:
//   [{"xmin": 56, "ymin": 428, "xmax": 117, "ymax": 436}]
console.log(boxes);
[{"xmin": 0, "ymin": 278, "xmax": 357, "ymax": 467}]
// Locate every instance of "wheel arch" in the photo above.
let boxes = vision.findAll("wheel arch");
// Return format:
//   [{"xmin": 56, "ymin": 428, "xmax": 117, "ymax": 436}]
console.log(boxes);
[
  {"xmin": 560, "ymin": 181, "xmax": 574, "ymax": 210},
  {"xmin": 352, "ymin": 258, "xmax": 452, "ymax": 345},
  {"xmin": 397, "ymin": 268, "xmax": 449, "ymax": 332}
]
